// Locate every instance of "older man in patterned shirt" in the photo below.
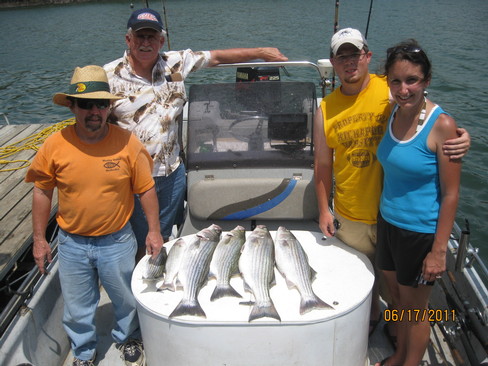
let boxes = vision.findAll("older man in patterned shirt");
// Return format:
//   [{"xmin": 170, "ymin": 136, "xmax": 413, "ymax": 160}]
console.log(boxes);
[{"xmin": 104, "ymin": 8, "xmax": 288, "ymax": 261}]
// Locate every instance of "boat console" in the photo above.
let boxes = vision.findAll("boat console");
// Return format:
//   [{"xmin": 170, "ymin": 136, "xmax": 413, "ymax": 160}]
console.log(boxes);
[{"xmin": 180, "ymin": 80, "xmax": 319, "ymax": 235}]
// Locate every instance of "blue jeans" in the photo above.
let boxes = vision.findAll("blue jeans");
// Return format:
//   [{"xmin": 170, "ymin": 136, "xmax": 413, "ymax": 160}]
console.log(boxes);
[
  {"xmin": 131, "ymin": 162, "xmax": 186, "ymax": 244},
  {"xmin": 58, "ymin": 223, "xmax": 140, "ymax": 361}
]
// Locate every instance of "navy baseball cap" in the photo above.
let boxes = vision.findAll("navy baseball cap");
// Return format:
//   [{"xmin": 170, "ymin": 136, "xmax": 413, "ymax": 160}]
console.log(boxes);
[{"xmin": 127, "ymin": 8, "xmax": 164, "ymax": 32}]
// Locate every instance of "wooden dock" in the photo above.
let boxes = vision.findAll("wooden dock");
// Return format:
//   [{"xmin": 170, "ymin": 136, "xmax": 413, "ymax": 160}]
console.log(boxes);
[{"xmin": 0, "ymin": 123, "xmax": 59, "ymax": 281}]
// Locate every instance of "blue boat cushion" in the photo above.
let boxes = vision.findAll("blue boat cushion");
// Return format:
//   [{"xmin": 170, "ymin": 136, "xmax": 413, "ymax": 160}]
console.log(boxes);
[{"xmin": 188, "ymin": 177, "xmax": 318, "ymax": 221}]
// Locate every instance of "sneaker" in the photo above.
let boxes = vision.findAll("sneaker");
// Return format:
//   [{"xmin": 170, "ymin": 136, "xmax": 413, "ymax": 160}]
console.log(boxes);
[
  {"xmin": 117, "ymin": 339, "xmax": 145, "ymax": 366},
  {"xmin": 72, "ymin": 356, "xmax": 95, "ymax": 366}
]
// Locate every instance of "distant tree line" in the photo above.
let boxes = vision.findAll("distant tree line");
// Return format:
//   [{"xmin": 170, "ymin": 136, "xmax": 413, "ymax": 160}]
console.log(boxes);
[{"xmin": 0, "ymin": 0, "xmax": 95, "ymax": 9}]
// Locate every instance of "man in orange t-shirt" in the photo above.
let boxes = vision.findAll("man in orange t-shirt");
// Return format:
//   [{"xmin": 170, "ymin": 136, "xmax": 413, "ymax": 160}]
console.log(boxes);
[{"xmin": 25, "ymin": 65, "xmax": 163, "ymax": 366}]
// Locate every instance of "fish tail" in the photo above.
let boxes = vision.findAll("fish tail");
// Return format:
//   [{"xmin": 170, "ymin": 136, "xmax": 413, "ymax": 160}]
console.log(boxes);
[
  {"xmin": 142, "ymin": 266, "xmax": 164, "ymax": 280},
  {"xmin": 249, "ymin": 302, "xmax": 281, "ymax": 322},
  {"xmin": 210, "ymin": 284, "xmax": 242, "ymax": 301},
  {"xmin": 169, "ymin": 299, "xmax": 206, "ymax": 319},
  {"xmin": 299, "ymin": 295, "xmax": 334, "ymax": 315},
  {"xmin": 157, "ymin": 281, "xmax": 176, "ymax": 292},
  {"xmin": 143, "ymin": 272, "xmax": 164, "ymax": 280}
]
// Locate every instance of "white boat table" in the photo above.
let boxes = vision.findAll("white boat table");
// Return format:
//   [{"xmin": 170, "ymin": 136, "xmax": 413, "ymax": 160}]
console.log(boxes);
[{"xmin": 132, "ymin": 230, "xmax": 375, "ymax": 366}]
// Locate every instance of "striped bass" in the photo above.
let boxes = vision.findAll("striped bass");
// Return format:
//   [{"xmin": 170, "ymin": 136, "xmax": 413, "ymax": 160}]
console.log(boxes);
[
  {"xmin": 274, "ymin": 226, "xmax": 333, "ymax": 314},
  {"xmin": 169, "ymin": 224, "xmax": 222, "ymax": 318},
  {"xmin": 209, "ymin": 225, "xmax": 246, "ymax": 301},
  {"xmin": 238, "ymin": 225, "xmax": 280, "ymax": 322},
  {"xmin": 157, "ymin": 238, "xmax": 187, "ymax": 292},
  {"xmin": 142, "ymin": 246, "xmax": 167, "ymax": 280}
]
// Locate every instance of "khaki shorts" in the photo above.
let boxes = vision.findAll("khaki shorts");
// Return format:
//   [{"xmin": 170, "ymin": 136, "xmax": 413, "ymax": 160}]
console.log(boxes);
[
  {"xmin": 334, "ymin": 211, "xmax": 377, "ymax": 264},
  {"xmin": 334, "ymin": 211, "xmax": 392, "ymax": 303}
]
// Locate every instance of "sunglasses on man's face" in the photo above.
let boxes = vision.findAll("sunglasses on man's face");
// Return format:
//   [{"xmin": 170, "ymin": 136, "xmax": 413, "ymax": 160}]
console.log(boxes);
[{"xmin": 76, "ymin": 99, "xmax": 110, "ymax": 110}]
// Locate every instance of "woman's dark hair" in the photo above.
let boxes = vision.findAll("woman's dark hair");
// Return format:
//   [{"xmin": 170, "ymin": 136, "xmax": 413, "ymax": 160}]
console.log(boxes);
[{"xmin": 383, "ymin": 39, "xmax": 432, "ymax": 81}]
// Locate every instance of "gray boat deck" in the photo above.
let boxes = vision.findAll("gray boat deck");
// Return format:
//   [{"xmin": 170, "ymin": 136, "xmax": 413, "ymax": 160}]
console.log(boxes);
[
  {"xmin": 60, "ymin": 287, "xmax": 453, "ymax": 366},
  {"xmin": 0, "ymin": 123, "xmax": 456, "ymax": 366}
]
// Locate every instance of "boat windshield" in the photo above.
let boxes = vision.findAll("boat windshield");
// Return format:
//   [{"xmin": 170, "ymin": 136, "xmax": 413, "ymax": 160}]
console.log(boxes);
[{"xmin": 186, "ymin": 81, "xmax": 316, "ymax": 170}]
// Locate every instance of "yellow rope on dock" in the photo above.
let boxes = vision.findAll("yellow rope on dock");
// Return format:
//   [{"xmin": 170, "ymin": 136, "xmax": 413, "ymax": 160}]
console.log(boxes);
[{"xmin": 0, "ymin": 118, "xmax": 76, "ymax": 172}]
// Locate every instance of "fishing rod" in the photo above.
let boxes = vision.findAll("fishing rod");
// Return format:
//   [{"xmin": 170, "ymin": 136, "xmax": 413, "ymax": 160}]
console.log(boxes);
[
  {"xmin": 131, "ymin": 0, "xmax": 171, "ymax": 50},
  {"xmin": 331, "ymin": 0, "xmax": 339, "ymax": 91},
  {"xmin": 333, "ymin": 0, "xmax": 339, "ymax": 34},
  {"xmin": 161, "ymin": 0, "xmax": 171, "ymax": 50},
  {"xmin": 447, "ymin": 270, "xmax": 488, "ymax": 352},
  {"xmin": 438, "ymin": 272, "xmax": 488, "ymax": 364},
  {"xmin": 364, "ymin": 0, "xmax": 374, "ymax": 39},
  {"xmin": 435, "ymin": 315, "xmax": 465, "ymax": 365},
  {"xmin": 437, "ymin": 276, "xmax": 479, "ymax": 365}
]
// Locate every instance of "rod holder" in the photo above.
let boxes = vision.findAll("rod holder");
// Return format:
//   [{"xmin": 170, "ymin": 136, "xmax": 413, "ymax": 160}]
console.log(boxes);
[{"xmin": 455, "ymin": 219, "xmax": 470, "ymax": 272}]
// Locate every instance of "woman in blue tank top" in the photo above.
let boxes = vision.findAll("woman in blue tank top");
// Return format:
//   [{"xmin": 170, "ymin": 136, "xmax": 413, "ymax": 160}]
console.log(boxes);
[{"xmin": 374, "ymin": 40, "xmax": 462, "ymax": 366}]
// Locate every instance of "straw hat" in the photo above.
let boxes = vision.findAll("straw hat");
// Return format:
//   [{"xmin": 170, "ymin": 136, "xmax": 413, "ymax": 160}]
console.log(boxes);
[{"xmin": 53, "ymin": 65, "xmax": 121, "ymax": 107}]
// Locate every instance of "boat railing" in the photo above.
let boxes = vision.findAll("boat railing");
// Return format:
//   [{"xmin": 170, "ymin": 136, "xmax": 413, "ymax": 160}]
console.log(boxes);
[
  {"xmin": 0, "ymin": 246, "xmax": 56, "ymax": 336},
  {"xmin": 450, "ymin": 220, "xmax": 488, "ymax": 318},
  {"xmin": 215, "ymin": 60, "xmax": 334, "ymax": 97},
  {"xmin": 452, "ymin": 221, "xmax": 488, "ymax": 277},
  {"xmin": 0, "ymin": 221, "xmax": 59, "ymax": 337},
  {"xmin": 455, "ymin": 221, "xmax": 470, "ymax": 272}
]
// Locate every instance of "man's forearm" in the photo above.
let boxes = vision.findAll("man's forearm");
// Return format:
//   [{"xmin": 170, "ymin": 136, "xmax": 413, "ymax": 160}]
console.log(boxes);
[
  {"xmin": 209, "ymin": 47, "xmax": 287, "ymax": 66},
  {"xmin": 32, "ymin": 186, "xmax": 53, "ymax": 240},
  {"xmin": 138, "ymin": 186, "xmax": 161, "ymax": 233}
]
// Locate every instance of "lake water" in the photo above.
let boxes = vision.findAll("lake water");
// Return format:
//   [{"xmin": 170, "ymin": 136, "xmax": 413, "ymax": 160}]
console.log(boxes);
[{"xmin": 0, "ymin": 0, "xmax": 487, "ymax": 260}]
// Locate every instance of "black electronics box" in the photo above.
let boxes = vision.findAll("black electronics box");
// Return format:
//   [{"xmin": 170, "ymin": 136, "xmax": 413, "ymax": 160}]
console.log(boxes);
[{"xmin": 236, "ymin": 67, "xmax": 280, "ymax": 82}]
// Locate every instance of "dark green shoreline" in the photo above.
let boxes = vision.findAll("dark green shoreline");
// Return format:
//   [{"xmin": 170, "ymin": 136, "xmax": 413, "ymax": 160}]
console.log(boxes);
[{"xmin": 0, "ymin": 0, "xmax": 98, "ymax": 9}]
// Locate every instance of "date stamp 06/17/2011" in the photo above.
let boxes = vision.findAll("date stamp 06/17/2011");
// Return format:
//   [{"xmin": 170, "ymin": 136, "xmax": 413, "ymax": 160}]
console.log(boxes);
[{"xmin": 383, "ymin": 309, "xmax": 456, "ymax": 322}]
